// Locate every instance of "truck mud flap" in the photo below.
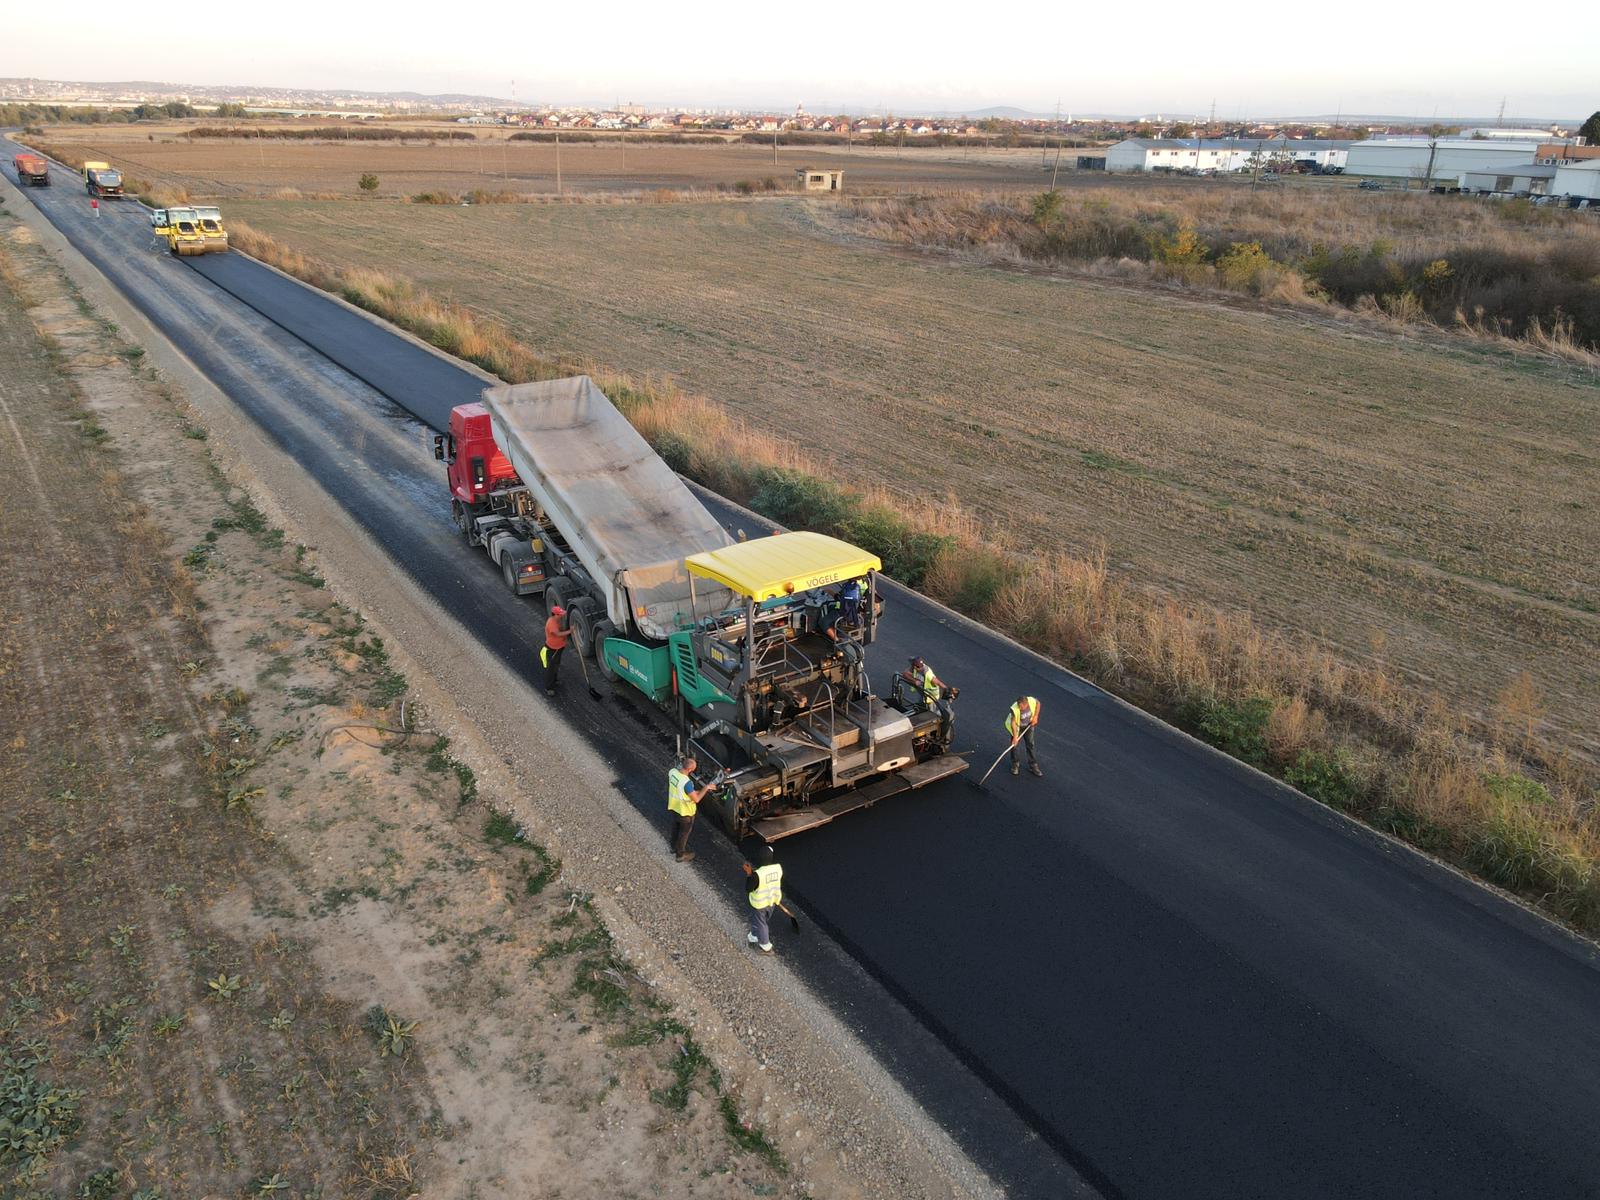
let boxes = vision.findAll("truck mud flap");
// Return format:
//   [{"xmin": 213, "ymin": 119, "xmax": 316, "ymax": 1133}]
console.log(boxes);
[{"xmin": 752, "ymin": 753, "xmax": 969, "ymax": 842}]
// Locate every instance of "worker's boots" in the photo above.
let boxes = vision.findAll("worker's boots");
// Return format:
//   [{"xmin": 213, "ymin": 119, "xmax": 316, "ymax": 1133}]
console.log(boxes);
[
  {"xmin": 1010, "ymin": 761, "xmax": 1020, "ymax": 776},
  {"xmin": 1030, "ymin": 763, "xmax": 1043, "ymax": 777}
]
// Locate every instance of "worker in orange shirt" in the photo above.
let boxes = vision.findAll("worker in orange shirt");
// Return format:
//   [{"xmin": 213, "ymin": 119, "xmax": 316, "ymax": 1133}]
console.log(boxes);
[{"xmin": 541, "ymin": 605, "xmax": 571, "ymax": 696}]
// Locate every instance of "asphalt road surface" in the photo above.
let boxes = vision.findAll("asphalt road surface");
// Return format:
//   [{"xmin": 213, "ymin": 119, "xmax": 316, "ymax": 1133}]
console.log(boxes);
[{"xmin": 8, "ymin": 143, "xmax": 1600, "ymax": 1200}]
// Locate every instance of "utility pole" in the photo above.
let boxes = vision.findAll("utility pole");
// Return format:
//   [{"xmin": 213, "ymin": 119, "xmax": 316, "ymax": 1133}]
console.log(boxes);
[
  {"xmin": 555, "ymin": 131, "xmax": 562, "ymax": 196},
  {"xmin": 1420, "ymin": 138, "xmax": 1439, "ymax": 191}
]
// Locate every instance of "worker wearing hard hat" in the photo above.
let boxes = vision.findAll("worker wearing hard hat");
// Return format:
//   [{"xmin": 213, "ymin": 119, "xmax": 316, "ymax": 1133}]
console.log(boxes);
[
  {"xmin": 1006, "ymin": 694, "xmax": 1044, "ymax": 777},
  {"xmin": 540, "ymin": 606, "xmax": 571, "ymax": 696},
  {"xmin": 667, "ymin": 756, "xmax": 717, "ymax": 863},
  {"xmin": 744, "ymin": 844, "xmax": 783, "ymax": 953}
]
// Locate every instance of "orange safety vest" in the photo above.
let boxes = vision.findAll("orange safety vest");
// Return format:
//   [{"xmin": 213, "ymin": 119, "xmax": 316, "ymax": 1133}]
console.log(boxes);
[{"xmin": 544, "ymin": 614, "xmax": 570, "ymax": 650}]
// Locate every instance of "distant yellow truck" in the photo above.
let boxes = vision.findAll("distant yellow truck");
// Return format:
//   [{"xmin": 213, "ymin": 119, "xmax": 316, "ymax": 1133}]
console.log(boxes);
[
  {"xmin": 151, "ymin": 206, "xmax": 228, "ymax": 256},
  {"xmin": 82, "ymin": 161, "xmax": 124, "ymax": 198}
]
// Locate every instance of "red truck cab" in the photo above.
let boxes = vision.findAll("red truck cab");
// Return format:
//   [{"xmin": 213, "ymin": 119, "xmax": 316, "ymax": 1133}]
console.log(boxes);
[{"xmin": 437, "ymin": 403, "xmax": 518, "ymax": 507}]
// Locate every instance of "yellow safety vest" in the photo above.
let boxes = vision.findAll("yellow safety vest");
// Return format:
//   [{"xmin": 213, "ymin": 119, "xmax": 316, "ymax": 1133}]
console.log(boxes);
[
  {"xmin": 666, "ymin": 768, "xmax": 697, "ymax": 816},
  {"xmin": 918, "ymin": 666, "xmax": 940, "ymax": 703},
  {"xmin": 749, "ymin": 863, "xmax": 783, "ymax": 909},
  {"xmin": 1005, "ymin": 697, "xmax": 1041, "ymax": 736}
]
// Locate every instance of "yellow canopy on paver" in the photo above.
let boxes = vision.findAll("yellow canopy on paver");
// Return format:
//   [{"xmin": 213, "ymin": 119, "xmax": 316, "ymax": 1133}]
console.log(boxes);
[{"xmin": 685, "ymin": 531, "xmax": 879, "ymax": 602}]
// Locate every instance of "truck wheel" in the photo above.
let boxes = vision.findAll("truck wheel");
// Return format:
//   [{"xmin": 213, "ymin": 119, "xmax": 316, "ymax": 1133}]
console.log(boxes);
[
  {"xmin": 544, "ymin": 578, "xmax": 570, "ymax": 621},
  {"xmin": 452, "ymin": 499, "xmax": 475, "ymax": 543},
  {"xmin": 501, "ymin": 555, "xmax": 520, "ymax": 594},
  {"xmin": 593, "ymin": 620, "xmax": 619, "ymax": 681},
  {"xmin": 570, "ymin": 603, "xmax": 595, "ymax": 658}
]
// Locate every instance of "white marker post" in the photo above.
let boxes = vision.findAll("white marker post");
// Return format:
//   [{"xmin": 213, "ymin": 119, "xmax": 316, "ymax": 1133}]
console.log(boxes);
[{"xmin": 91, "ymin": 198, "xmax": 99, "ymax": 219}]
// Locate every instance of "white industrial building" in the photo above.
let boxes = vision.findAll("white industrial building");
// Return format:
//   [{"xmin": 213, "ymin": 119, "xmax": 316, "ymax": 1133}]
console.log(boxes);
[
  {"xmin": 1555, "ymin": 160, "xmax": 1600, "ymax": 200},
  {"xmin": 1105, "ymin": 137, "xmax": 1349, "ymax": 174},
  {"xmin": 1459, "ymin": 161, "xmax": 1558, "ymax": 195},
  {"xmin": 1344, "ymin": 137, "xmax": 1548, "ymax": 182}
]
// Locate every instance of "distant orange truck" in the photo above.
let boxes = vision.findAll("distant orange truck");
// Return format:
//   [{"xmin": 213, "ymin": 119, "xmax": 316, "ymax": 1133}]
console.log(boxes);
[{"xmin": 13, "ymin": 153, "xmax": 50, "ymax": 186}]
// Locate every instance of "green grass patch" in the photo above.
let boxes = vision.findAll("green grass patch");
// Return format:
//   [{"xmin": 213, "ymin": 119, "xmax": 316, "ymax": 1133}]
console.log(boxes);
[
  {"xmin": 649, "ymin": 1033, "xmax": 720, "ymax": 1110},
  {"xmin": 719, "ymin": 1094, "xmax": 786, "ymax": 1175}
]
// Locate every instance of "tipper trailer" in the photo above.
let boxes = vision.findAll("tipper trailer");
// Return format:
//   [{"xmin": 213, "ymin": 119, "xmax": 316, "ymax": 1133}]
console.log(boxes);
[
  {"xmin": 82, "ymin": 161, "xmax": 124, "ymax": 198},
  {"xmin": 436, "ymin": 376, "xmax": 967, "ymax": 840},
  {"xmin": 13, "ymin": 153, "xmax": 50, "ymax": 186}
]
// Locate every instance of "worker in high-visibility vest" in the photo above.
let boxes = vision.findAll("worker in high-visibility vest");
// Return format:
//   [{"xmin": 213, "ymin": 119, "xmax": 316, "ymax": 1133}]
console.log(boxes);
[
  {"xmin": 540, "ymin": 605, "xmax": 570, "ymax": 696},
  {"xmin": 743, "ymin": 844, "xmax": 783, "ymax": 953},
  {"xmin": 1006, "ymin": 694, "xmax": 1043, "ymax": 777},
  {"xmin": 903, "ymin": 656, "xmax": 955, "ymax": 742},
  {"xmin": 667, "ymin": 756, "xmax": 716, "ymax": 863}
]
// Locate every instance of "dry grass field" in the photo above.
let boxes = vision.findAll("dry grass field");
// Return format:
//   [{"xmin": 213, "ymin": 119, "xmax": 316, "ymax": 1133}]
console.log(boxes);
[
  {"xmin": 220, "ymin": 196, "xmax": 1600, "ymax": 758},
  {"xmin": 34, "ymin": 122, "xmax": 1073, "ymax": 196}
]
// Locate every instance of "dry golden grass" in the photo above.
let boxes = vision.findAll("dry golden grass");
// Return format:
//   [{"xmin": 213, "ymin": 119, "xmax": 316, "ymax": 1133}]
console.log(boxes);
[{"xmin": 225, "ymin": 221, "xmax": 1600, "ymax": 934}]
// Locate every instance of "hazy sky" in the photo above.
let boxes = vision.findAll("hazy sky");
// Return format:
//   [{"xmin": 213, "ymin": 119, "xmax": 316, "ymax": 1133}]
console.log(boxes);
[{"xmin": 7, "ymin": 0, "xmax": 1597, "ymax": 118}]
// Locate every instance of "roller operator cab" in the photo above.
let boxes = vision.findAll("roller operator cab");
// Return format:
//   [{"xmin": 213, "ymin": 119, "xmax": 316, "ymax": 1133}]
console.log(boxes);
[
  {"xmin": 150, "ymin": 207, "xmax": 208, "ymax": 256},
  {"xmin": 194, "ymin": 206, "xmax": 229, "ymax": 253}
]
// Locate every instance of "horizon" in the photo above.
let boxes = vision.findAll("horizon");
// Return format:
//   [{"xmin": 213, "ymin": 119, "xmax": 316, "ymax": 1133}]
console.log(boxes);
[
  {"xmin": 5, "ymin": 0, "xmax": 1596, "ymax": 122},
  {"xmin": 1, "ymin": 77, "xmax": 1588, "ymax": 127}
]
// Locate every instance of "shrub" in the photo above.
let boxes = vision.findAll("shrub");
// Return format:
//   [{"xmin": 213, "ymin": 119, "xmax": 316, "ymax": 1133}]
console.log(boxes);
[
  {"xmin": 357, "ymin": 173, "xmax": 378, "ymax": 193},
  {"xmin": 749, "ymin": 468, "xmax": 856, "ymax": 532},
  {"xmin": 410, "ymin": 190, "xmax": 460, "ymax": 205},
  {"xmin": 1184, "ymin": 693, "xmax": 1273, "ymax": 767},
  {"xmin": 1284, "ymin": 748, "xmax": 1359, "ymax": 809},
  {"xmin": 1031, "ymin": 190, "xmax": 1064, "ymax": 229}
]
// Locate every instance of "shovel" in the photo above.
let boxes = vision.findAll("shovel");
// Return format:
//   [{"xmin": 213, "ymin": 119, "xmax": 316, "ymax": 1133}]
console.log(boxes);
[
  {"xmin": 776, "ymin": 901, "xmax": 802, "ymax": 936},
  {"xmin": 971, "ymin": 745, "xmax": 1013, "ymax": 791},
  {"xmin": 573, "ymin": 639, "xmax": 604, "ymax": 702}
]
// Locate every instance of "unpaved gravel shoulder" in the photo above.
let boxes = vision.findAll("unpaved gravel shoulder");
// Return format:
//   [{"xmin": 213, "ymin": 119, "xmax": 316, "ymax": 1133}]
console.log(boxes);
[{"xmin": 0, "ymin": 174, "xmax": 998, "ymax": 1200}]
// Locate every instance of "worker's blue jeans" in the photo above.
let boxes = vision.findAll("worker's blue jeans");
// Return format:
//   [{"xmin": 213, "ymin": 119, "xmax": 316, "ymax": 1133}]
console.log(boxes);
[{"xmin": 749, "ymin": 904, "xmax": 772, "ymax": 947}]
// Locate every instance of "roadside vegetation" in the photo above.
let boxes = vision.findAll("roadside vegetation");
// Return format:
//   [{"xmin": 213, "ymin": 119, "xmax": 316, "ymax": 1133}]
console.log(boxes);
[
  {"xmin": 223, "ymin": 219, "xmax": 1600, "ymax": 939},
  {"xmin": 844, "ymin": 188, "xmax": 1600, "ymax": 359}
]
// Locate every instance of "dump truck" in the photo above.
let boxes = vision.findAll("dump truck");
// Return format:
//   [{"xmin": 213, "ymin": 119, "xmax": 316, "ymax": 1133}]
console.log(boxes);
[
  {"xmin": 436, "ymin": 376, "xmax": 967, "ymax": 840},
  {"xmin": 82, "ymin": 162, "xmax": 124, "ymax": 198},
  {"xmin": 150, "ymin": 207, "xmax": 208, "ymax": 256},
  {"xmin": 13, "ymin": 153, "xmax": 50, "ymax": 187}
]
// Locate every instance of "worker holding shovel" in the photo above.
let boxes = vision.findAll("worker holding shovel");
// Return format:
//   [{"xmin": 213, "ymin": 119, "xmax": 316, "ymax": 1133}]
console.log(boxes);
[
  {"xmin": 1006, "ymin": 694, "xmax": 1044, "ymax": 777},
  {"xmin": 744, "ymin": 844, "xmax": 794, "ymax": 953},
  {"xmin": 540, "ymin": 605, "xmax": 571, "ymax": 696}
]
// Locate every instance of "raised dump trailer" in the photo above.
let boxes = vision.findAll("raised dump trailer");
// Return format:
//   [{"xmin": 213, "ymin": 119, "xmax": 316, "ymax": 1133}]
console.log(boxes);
[
  {"xmin": 82, "ymin": 161, "xmax": 123, "ymax": 198},
  {"xmin": 436, "ymin": 375, "xmax": 966, "ymax": 839},
  {"xmin": 13, "ymin": 153, "xmax": 50, "ymax": 187},
  {"xmin": 194, "ymin": 206, "xmax": 229, "ymax": 253},
  {"xmin": 150, "ymin": 207, "xmax": 207, "ymax": 256}
]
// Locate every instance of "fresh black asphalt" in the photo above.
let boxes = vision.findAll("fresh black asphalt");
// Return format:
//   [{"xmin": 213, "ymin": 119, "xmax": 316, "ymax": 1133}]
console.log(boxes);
[{"xmin": 9, "ymin": 143, "xmax": 1599, "ymax": 1199}]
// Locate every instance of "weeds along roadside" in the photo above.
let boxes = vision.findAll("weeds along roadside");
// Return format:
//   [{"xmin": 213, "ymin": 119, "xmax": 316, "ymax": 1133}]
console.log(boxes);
[
  {"xmin": 221, "ymin": 219, "xmax": 1600, "ymax": 939},
  {"xmin": 0, "ymin": 221, "xmax": 796, "ymax": 1192}
]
